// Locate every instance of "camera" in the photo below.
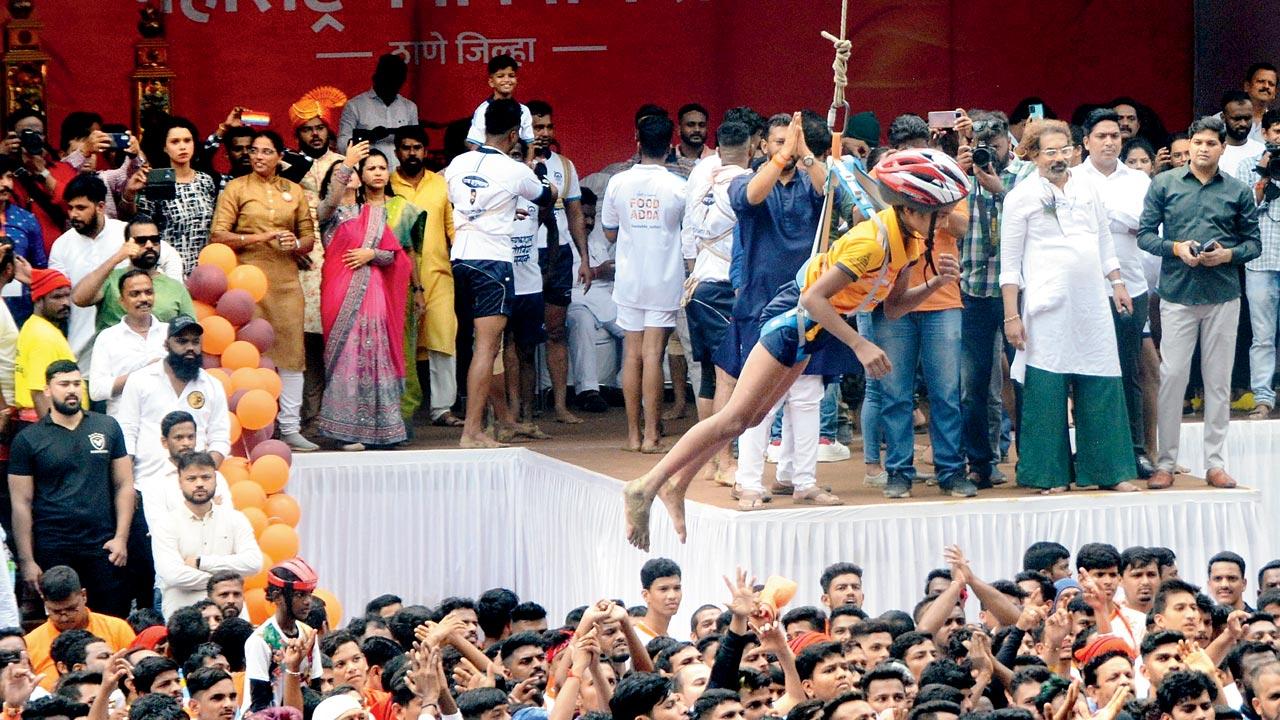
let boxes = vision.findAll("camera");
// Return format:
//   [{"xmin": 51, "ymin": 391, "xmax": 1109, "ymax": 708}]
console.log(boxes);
[
  {"xmin": 1261, "ymin": 143, "xmax": 1280, "ymax": 177},
  {"xmin": 18, "ymin": 129, "xmax": 42, "ymax": 156},
  {"xmin": 108, "ymin": 132, "xmax": 131, "ymax": 151},
  {"xmin": 972, "ymin": 143, "xmax": 995, "ymax": 170}
]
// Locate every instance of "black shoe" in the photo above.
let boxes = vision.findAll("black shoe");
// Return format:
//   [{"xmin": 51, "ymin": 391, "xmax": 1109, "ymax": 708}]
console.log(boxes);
[
  {"xmin": 969, "ymin": 470, "xmax": 993, "ymax": 490},
  {"xmin": 883, "ymin": 474, "xmax": 913, "ymax": 499},
  {"xmin": 1136, "ymin": 454, "xmax": 1156, "ymax": 479},
  {"xmin": 940, "ymin": 476, "xmax": 978, "ymax": 498},
  {"xmin": 576, "ymin": 390, "xmax": 609, "ymax": 413}
]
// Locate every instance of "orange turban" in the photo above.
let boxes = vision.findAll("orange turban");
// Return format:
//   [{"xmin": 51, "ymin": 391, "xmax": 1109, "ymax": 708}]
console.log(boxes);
[
  {"xmin": 788, "ymin": 631, "xmax": 833, "ymax": 656},
  {"xmin": 288, "ymin": 86, "xmax": 348, "ymax": 130},
  {"xmin": 1072, "ymin": 633, "xmax": 1135, "ymax": 665}
]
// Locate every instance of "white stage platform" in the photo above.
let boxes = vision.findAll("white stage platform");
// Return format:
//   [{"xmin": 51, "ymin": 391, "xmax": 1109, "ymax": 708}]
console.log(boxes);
[{"xmin": 291, "ymin": 424, "xmax": 1274, "ymax": 626}]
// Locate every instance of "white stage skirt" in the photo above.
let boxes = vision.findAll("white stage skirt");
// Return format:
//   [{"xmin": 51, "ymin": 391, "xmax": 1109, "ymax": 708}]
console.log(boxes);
[{"xmin": 291, "ymin": 443, "xmax": 1268, "ymax": 628}]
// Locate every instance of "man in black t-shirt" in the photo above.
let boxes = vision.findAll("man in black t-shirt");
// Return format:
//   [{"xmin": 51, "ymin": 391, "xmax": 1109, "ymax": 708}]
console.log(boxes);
[{"xmin": 7, "ymin": 359, "xmax": 136, "ymax": 618}]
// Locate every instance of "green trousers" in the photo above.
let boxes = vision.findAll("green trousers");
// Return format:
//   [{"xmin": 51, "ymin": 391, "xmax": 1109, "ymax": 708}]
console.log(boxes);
[
  {"xmin": 401, "ymin": 301, "xmax": 423, "ymax": 420},
  {"xmin": 1016, "ymin": 366, "xmax": 1135, "ymax": 489}
]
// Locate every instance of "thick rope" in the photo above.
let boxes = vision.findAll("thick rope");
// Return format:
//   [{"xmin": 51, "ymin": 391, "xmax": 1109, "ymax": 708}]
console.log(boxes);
[{"xmin": 813, "ymin": 0, "xmax": 851, "ymax": 257}]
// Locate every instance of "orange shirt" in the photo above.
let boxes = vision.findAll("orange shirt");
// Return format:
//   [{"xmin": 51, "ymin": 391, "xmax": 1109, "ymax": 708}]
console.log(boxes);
[
  {"xmin": 912, "ymin": 200, "xmax": 968, "ymax": 312},
  {"xmin": 27, "ymin": 611, "xmax": 137, "ymax": 690},
  {"xmin": 365, "ymin": 686, "xmax": 394, "ymax": 720}
]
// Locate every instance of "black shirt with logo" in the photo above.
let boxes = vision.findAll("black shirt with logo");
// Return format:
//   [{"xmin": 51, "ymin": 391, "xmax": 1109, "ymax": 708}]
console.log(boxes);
[{"xmin": 10, "ymin": 412, "xmax": 128, "ymax": 550}]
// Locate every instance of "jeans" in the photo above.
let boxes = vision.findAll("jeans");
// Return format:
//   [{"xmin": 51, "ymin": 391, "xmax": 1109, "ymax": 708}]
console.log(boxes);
[
  {"xmin": 1112, "ymin": 292, "xmax": 1150, "ymax": 457},
  {"xmin": 874, "ymin": 307, "xmax": 965, "ymax": 485},
  {"xmin": 857, "ymin": 313, "xmax": 884, "ymax": 463},
  {"xmin": 961, "ymin": 294, "xmax": 1003, "ymax": 479},
  {"xmin": 1246, "ymin": 269, "xmax": 1280, "ymax": 407}
]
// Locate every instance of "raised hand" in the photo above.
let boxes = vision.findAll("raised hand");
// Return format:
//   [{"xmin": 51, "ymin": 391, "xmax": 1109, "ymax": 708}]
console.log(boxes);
[{"xmin": 723, "ymin": 567, "xmax": 759, "ymax": 619}]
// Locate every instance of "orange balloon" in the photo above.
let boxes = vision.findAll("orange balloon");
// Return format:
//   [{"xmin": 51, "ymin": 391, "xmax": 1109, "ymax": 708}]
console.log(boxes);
[
  {"xmin": 199, "ymin": 244, "xmax": 239, "ymax": 274},
  {"xmin": 206, "ymin": 368, "xmax": 233, "ymax": 400},
  {"xmin": 241, "ymin": 506, "xmax": 268, "ymax": 536},
  {"xmin": 259, "ymin": 523, "xmax": 300, "ymax": 561},
  {"xmin": 244, "ymin": 553, "xmax": 274, "ymax": 591},
  {"xmin": 230, "ymin": 480, "xmax": 267, "ymax": 511},
  {"xmin": 256, "ymin": 368, "xmax": 282, "ymax": 399},
  {"xmin": 230, "ymin": 366, "xmax": 264, "ymax": 394},
  {"xmin": 193, "ymin": 300, "xmax": 216, "ymax": 320},
  {"xmin": 227, "ymin": 264, "xmax": 269, "ymax": 302},
  {"xmin": 222, "ymin": 341, "xmax": 261, "ymax": 371},
  {"xmin": 264, "ymin": 493, "xmax": 301, "ymax": 527},
  {"xmin": 200, "ymin": 316, "xmax": 235, "ymax": 355},
  {"xmin": 312, "ymin": 588, "xmax": 343, "ymax": 628},
  {"xmin": 236, "ymin": 389, "xmax": 277, "ymax": 431},
  {"xmin": 228, "ymin": 413, "xmax": 242, "ymax": 445},
  {"xmin": 250, "ymin": 455, "xmax": 290, "ymax": 494},
  {"xmin": 245, "ymin": 587, "xmax": 272, "ymax": 624},
  {"xmin": 221, "ymin": 456, "xmax": 250, "ymax": 483}
]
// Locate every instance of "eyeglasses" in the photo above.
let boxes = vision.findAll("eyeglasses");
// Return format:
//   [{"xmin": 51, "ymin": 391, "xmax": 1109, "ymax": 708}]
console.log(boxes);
[
  {"xmin": 248, "ymin": 148, "xmax": 278, "ymax": 156},
  {"xmin": 1040, "ymin": 146, "xmax": 1074, "ymax": 158},
  {"xmin": 132, "ymin": 235, "xmax": 161, "ymax": 246}
]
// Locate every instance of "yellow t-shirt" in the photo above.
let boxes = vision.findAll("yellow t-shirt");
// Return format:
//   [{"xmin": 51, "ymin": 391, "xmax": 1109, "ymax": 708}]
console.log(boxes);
[
  {"xmin": 802, "ymin": 208, "xmax": 921, "ymax": 317},
  {"xmin": 14, "ymin": 315, "xmax": 76, "ymax": 410}
]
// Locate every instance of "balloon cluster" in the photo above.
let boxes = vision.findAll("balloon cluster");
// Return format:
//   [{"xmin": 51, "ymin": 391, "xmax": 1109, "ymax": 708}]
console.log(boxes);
[{"xmin": 186, "ymin": 244, "xmax": 342, "ymax": 627}]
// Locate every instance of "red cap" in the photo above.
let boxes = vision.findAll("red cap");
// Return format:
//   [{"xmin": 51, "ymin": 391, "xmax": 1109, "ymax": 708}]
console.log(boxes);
[{"xmin": 268, "ymin": 557, "xmax": 318, "ymax": 592}]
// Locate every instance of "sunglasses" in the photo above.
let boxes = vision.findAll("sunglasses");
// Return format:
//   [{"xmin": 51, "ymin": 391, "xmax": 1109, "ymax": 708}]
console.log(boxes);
[{"xmin": 132, "ymin": 235, "xmax": 162, "ymax": 246}]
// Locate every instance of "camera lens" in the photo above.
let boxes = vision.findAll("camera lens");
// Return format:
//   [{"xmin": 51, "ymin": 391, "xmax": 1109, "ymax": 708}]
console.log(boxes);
[{"xmin": 972, "ymin": 146, "xmax": 993, "ymax": 168}]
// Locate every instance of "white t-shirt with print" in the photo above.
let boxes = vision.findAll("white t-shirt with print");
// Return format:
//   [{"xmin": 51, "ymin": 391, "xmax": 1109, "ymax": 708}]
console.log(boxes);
[
  {"xmin": 602, "ymin": 164, "xmax": 687, "ymax": 312},
  {"xmin": 445, "ymin": 146, "xmax": 546, "ymax": 263}
]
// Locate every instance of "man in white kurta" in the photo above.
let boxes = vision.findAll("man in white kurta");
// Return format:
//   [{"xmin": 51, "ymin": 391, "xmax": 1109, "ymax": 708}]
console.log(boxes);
[{"xmin": 998, "ymin": 121, "xmax": 1139, "ymax": 492}]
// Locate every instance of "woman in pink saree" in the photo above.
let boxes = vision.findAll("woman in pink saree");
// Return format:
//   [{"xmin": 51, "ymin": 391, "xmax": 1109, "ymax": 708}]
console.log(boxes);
[{"xmin": 316, "ymin": 147, "xmax": 413, "ymax": 449}]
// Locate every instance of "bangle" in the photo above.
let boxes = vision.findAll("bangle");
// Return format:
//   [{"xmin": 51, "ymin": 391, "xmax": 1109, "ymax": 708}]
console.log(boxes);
[
  {"xmin": 1109, "ymin": 279, "xmax": 1125, "ymax": 286},
  {"xmin": 1003, "ymin": 315, "xmax": 1020, "ymax": 324},
  {"xmin": 284, "ymin": 668, "xmax": 302, "ymax": 676}
]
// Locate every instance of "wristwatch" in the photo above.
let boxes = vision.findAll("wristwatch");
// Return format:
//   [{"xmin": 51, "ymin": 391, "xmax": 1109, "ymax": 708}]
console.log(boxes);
[{"xmin": 801, "ymin": 154, "xmax": 816, "ymax": 168}]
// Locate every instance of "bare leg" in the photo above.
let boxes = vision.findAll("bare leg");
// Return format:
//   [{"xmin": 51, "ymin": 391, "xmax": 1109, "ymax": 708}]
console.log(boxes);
[
  {"xmin": 461, "ymin": 315, "xmax": 507, "ymax": 448},
  {"xmin": 622, "ymin": 331, "xmax": 644, "ymax": 451},
  {"xmin": 664, "ymin": 353, "xmax": 689, "ymax": 421},
  {"xmin": 625, "ymin": 345, "xmax": 806, "ymax": 549},
  {"xmin": 642, "ymin": 327, "xmax": 673, "ymax": 451},
  {"xmin": 544, "ymin": 303, "xmax": 581, "ymax": 423},
  {"xmin": 502, "ymin": 331, "xmax": 521, "ymax": 420}
]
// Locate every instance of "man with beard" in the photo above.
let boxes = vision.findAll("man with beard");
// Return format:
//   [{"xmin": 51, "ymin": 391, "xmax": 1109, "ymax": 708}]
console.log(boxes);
[
  {"xmin": 50, "ymin": 176, "xmax": 180, "ymax": 374},
  {"xmin": 84, "ymin": 269, "xmax": 167, "ymax": 416},
  {"xmin": 150, "ymin": 451, "xmax": 259, "ymax": 617},
  {"xmin": 115, "ymin": 316, "xmax": 229, "ymax": 484},
  {"xmin": 390, "ymin": 125, "xmax": 461, "ymax": 428},
  {"xmin": 135, "ymin": 412, "xmax": 232, "ymax": 549},
  {"xmin": 1221, "ymin": 91, "xmax": 1266, "ymax": 176},
  {"xmin": 1120, "ymin": 547, "xmax": 1161, "ymax": 616},
  {"xmin": 8, "ymin": 360, "xmax": 135, "ymax": 617},
  {"xmin": 14, "ymin": 268, "xmax": 75, "ymax": 422},
  {"xmin": 1002, "ymin": 120, "xmax": 1138, "ymax": 494},
  {"xmin": 500, "ymin": 632, "xmax": 549, "ymax": 706},
  {"xmin": 676, "ymin": 103, "xmax": 715, "ymax": 161},
  {"xmin": 289, "ymin": 88, "xmax": 348, "ymax": 435},
  {"xmin": 71, "ymin": 216, "xmax": 192, "ymax": 335}
]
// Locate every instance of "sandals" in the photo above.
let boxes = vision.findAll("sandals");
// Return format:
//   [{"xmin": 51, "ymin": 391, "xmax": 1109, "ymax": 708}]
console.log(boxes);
[
  {"xmin": 737, "ymin": 488, "xmax": 768, "ymax": 511},
  {"xmin": 1249, "ymin": 404, "xmax": 1272, "ymax": 420},
  {"xmin": 793, "ymin": 487, "xmax": 844, "ymax": 506}
]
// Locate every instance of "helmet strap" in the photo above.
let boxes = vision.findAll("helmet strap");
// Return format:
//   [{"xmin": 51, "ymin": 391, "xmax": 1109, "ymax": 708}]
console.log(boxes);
[{"xmin": 924, "ymin": 212, "xmax": 939, "ymax": 276}]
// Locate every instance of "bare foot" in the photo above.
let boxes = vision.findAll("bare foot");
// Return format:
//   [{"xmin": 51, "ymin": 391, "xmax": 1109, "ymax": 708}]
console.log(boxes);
[
  {"xmin": 640, "ymin": 439, "xmax": 670, "ymax": 454},
  {"xmin": 623, "ymin": 438, "xmax": 642, "ymax": 452},
  {"xmin": 1108, "ymin": 481, "xmax": 1140, "ymax": 492},
  {"xmin": 624, "ymin": 477, "xmax": 655, "ymax": 550},
  {"xmin": 662, "ymin": 405, "xmax": 688, "ymax": 421},
  {"xmin": 555, "ymin": 409, "xmax": 584, "ymax": 424},
  {"xmin": 460, "ymin": 433, "xmax": 506, "ymax": 449},
  {"xmin": 714, "ymin": 462, "xmax": 738, "ymax": 487},
  {"xmin": 657, "ymin": 480, "xmax": 688, "ymax": 544},
  {"xmin": 1038, "ymin": 486, "xmax": 1067, "ymax": 495}
]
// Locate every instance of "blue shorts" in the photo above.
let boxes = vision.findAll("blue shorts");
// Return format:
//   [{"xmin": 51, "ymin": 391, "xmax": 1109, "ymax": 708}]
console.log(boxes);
[
  {"xmin": 687, "ymin": 280, "xmax": 735, "ymax": 364},
  {"xmin": 758, "ymin": 281, "xmax": 836, "ymax": 367},
  {"xmin": 452, "ymin": 259, "xmax": 514, "ymax": 319},
  {"xmin": 538, "ymin": 245, "xmax": 573, "ymax": 306},
  {"xmin": 509, "ymin": 293, "xmax": 547, "ymax": 348}
]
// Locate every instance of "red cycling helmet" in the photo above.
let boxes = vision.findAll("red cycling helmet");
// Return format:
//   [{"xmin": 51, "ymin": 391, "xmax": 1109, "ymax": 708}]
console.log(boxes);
[
  {"xmin": 267, "ymin": 557, "xmax": 318, "ymax": 593},
  {"xmin": 875, "ymin": 149, "xmax": 969, "ymax": 211}
]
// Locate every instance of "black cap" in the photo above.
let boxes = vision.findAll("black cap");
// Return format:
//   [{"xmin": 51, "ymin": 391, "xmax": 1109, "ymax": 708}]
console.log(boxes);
[{"xmin": 167, "ymin": 315, "xmax": 203, "ymax": 337}]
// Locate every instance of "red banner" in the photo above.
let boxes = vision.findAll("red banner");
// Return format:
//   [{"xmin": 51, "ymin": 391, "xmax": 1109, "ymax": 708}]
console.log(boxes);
[{"xmin": 37, "ymin": 0, "xmax": 1191, "ymax": 174}]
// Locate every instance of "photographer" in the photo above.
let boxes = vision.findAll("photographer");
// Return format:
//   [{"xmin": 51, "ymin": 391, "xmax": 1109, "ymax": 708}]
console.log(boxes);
[
  {"xmin": 957, "ymin": 110, "xmax": 1034, "ymax": 490},
  {"xmin": 1234, "ymin": 108, "xmax": 1280, "ymax": 419},
  {"xmin": 1, "ymin": 109, "xmax": 70, "ymax": 247},
  {"xmin": 58, "ymin": 111, "xmax": 143, "ymax": 221}
]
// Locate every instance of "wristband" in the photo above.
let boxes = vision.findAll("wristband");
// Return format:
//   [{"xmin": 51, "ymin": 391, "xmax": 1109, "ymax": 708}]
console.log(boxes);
[
  {"xmin": 284, "ymin": 668, "xmax": 302, "ymax": 676},
  {"xmin": 771, "ymin": 154, "xmax": 789, "ymax": 170},
  {"xmin": 1109, "ymin": 279, "xmax": 1125, "ymax": 286}
]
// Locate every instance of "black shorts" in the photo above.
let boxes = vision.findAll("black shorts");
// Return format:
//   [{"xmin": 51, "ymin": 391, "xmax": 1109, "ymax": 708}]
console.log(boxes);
[
  {"xmin": 687, "ymin": 280, "xmax": 735, "ymax": 364},
  {"xmin": 452, "ymin": 259, "xmax": 514, "ymax": 319},
  {"xmin": 538, "ymin": 245, "xmax": 574, "ymax": 306},
  {"xmin": 509, "ymin": 293, "xmax": 547, "ymax": 348}
]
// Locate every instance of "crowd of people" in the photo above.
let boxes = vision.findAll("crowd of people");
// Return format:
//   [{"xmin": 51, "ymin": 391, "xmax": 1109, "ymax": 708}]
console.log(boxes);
[{"xmin": 0, "ymin": 539, "xmax": 1277, "ymax": 720}]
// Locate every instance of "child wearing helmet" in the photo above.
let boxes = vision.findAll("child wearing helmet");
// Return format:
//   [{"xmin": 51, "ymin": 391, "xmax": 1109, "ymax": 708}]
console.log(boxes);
[
  {"xmin": 244, "ymin": 558, "xmax": 324, "ymax": 713},
  {"xmin": 624, "ymin": 149, "xmax": 971, "ymax": 551}
]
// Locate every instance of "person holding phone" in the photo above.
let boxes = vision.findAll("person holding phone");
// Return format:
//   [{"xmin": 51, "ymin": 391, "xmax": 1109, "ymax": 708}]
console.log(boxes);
[
  {"xmin": 128, "ymin": 117, "xmax": 218, "ymax": 276},
  {"xmin": 1138, "ymin": 116, "xmax": 1262, "ymax": 490},
  {"xmin": 210, "ymin": 130, "xmax": 318, "ymax": 452}
]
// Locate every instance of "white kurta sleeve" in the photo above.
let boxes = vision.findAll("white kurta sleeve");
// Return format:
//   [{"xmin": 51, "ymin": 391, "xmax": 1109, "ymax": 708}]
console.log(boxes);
[
  {"xmin": 998, "ymin": 189, "xmax": 1030, "ymax": 288},
  {"xmin": 1093, "ymin": 185, "xmax": 1121, "ymax": 277}
]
